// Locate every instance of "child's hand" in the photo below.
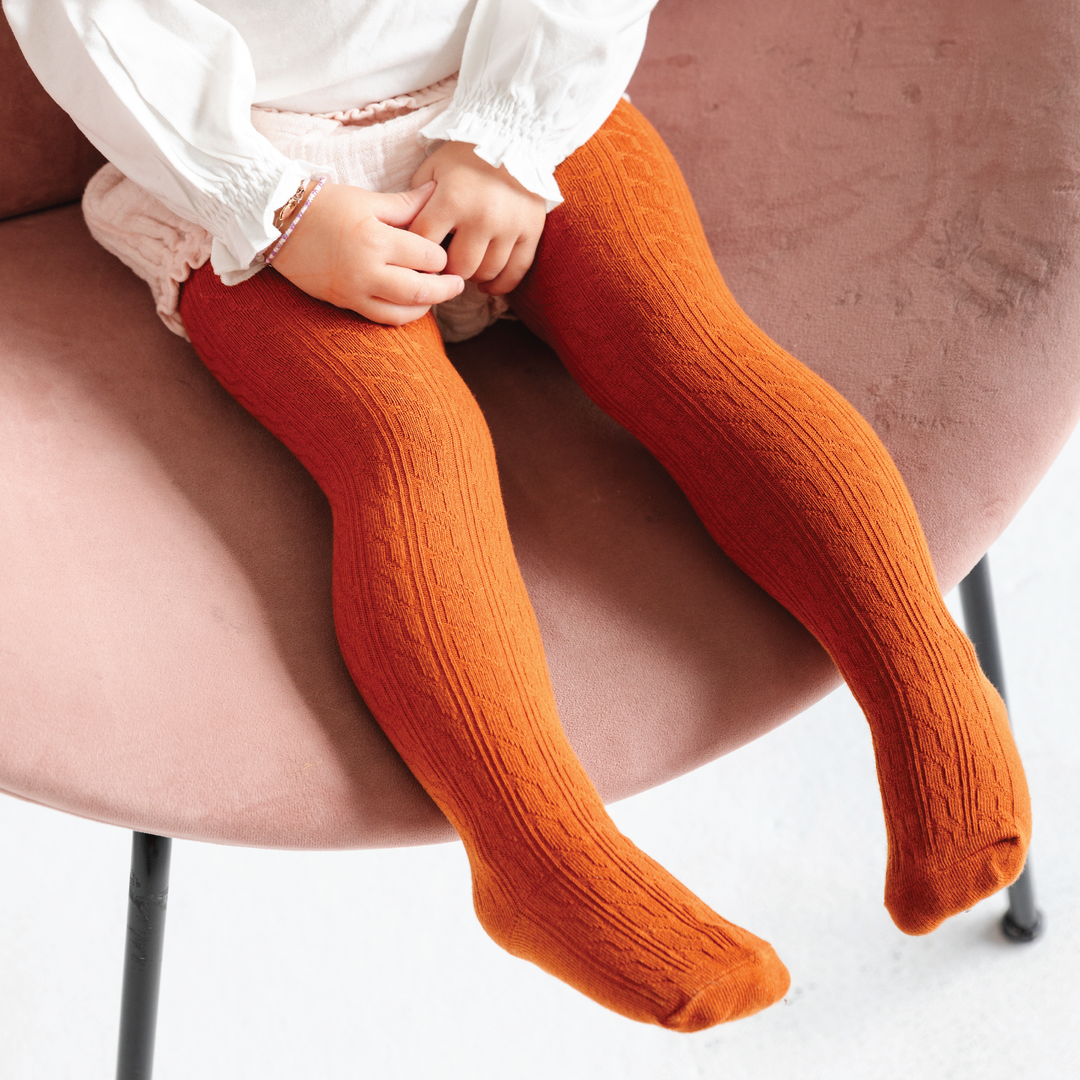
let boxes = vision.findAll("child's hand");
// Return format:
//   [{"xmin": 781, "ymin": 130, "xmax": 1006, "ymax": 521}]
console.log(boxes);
[
  {"xmin": 271, "ymin": 180, "xmax": 465, "ymax": 325},
  {"xmin": 408, "ymin": 142, "xmax": 548, "ymax": 295}
]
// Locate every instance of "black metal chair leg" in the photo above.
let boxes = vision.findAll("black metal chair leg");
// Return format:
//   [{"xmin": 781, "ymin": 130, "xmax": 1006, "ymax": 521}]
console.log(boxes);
[
  {"xmin": 116, "ymin": 832, "xmax": 172, "ymax": 1080},
  {"xmin": 958, "ymin": 555, "xmax": 1044, "ymax": 942}
]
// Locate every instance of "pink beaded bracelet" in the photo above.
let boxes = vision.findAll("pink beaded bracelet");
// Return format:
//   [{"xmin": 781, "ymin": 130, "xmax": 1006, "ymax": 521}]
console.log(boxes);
[{"xmin": 263, "ymin": 176, "xmax": 327, "ymax": 266}]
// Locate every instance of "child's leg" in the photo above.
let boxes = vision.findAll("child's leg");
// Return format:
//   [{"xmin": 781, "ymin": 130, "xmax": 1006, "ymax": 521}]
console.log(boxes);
[
  {"xmin": 179, "ymin": 264, "xmax": 788, "ymax": 1030},
  {"xmin": 510, "ymin": 99, "xmax": 1030, "ymax": 936}
]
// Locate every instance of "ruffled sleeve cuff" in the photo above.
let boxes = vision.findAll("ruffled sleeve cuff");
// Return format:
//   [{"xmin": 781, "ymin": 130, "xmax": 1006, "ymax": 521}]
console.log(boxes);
[
  {"xmin": 200, "ymin": 155, "xmax": 324, "ymax": 283},
  {"xmin": 420, "ymin": 90, "xmax": 565, "ymax": 212}
]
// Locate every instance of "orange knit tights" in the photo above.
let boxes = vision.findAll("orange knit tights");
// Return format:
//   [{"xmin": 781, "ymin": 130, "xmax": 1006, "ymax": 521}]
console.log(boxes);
[{"xmin": 180, "ymin": 99, "xmax": 1028, "ymax": 1030}]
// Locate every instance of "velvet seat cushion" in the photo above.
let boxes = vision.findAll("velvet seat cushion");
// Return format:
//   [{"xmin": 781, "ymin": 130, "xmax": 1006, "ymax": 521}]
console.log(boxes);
[{"xmin": 2, "ymin": 0, "xmax": 1079, "ymax": 849}]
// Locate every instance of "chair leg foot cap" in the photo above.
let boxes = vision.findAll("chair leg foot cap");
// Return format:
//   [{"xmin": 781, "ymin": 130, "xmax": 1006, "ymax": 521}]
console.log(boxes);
[{"xmin": 1002, "ymin": 908, "xmax": 1044, "ymax": 943}]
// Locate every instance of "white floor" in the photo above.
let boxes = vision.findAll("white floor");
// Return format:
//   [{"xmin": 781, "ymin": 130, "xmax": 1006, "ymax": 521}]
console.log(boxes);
[{"xmin": 3, "ymin": 425, "xmax": 1077, "ymax": 1080}]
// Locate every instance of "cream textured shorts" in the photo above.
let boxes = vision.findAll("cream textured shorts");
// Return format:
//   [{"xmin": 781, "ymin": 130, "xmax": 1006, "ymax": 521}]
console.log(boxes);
[{"xmin": 82, "ymin": 75, "xmax": 509, "ymax": 344}]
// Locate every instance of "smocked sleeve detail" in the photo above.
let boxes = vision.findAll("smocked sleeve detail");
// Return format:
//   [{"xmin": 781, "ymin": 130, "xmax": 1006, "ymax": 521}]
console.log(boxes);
[
  {"xmin": 419, "ymin": 0, "xmax": 656, "ymax": 211},
  {"xmin": 3, "ymin": 0, "xmax": 314, "ymax": 274}
]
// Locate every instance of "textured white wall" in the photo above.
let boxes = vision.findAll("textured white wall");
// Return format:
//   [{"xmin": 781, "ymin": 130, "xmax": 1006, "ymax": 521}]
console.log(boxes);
[{"xmin": 2, "ymin": 424, "xmax": 1077, "ymax": 1080}]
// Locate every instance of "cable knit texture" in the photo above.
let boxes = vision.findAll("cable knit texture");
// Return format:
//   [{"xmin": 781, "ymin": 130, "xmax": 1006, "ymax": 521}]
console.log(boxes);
[
  {"xmin": 179, "ymin": 267, "xmax": 789, "ymax": 1030},
  {"xmin": 512, "ymin": 100, "xmax": 1031, "ymax": 935},
  {"xmin": 177, "ymin": 95, "xmax": 1030, "ymax": 1029}
]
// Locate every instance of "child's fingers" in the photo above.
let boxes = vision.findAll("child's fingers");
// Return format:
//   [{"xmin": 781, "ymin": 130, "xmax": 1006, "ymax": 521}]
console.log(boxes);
[
  {"xmin": 359, "ymin": 298, "xmax": 436, "ymax": 326},
  {"xmin": 444, "ymin": 229, "xmax": 492, "ymax": 281},
  {"xmin": 375, "ymin": 265, "xmax": 464, "ymax": 309},
  {"xmin": 478, "ymin": 236, "xmax": 540, "ymax": 296},
  {"xmin": 472, "ymin": 235, "xmax": 518, "ymax": 284},
  {"xmin": 378, "ymin": 224, "xmax": 449, "ymax": 275},
  {"xmin": 407, "ymin": 195, "xmax": 458, "ymax": 246},
  {"xmin": 368, "ymin": 182, "xmax": 439, "ymax": 230}
]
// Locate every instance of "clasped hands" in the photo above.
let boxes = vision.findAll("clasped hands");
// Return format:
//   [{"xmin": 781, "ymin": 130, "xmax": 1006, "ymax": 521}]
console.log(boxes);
[{"xmin": 271, "ymin": 142, "xmax": 547, "ymax": 325}]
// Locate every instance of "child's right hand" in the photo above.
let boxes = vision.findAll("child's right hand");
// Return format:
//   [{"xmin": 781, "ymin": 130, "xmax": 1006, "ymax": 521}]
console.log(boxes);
[{"xmin": 270, "ymin": 180, "xmax": 464, "ymax": 325}]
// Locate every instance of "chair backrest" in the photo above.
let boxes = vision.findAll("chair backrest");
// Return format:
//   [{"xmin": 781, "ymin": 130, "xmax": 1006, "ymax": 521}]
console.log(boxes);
[
  {"xmin": 638, "ymin": 0, "xmax": 1080, "ymax": 589},
  {"xmin": 0, "ymin": 16, "xmax": 104, "ymax": 219}
]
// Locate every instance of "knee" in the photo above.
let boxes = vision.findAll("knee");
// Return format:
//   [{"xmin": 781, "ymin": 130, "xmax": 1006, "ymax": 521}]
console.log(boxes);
[
  {"xmin": 380, "ymin": 373, "xmax": 492, "ymax": 463},
  {"xmin": 319, "ymin": 354, "xmax": 496, "ymax": 487}
]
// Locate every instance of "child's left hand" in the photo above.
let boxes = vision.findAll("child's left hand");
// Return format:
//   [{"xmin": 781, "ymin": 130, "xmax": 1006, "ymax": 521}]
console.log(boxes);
[{"xmin": 409, "ymin": 142, "xmax": 547, "ymax": 295}]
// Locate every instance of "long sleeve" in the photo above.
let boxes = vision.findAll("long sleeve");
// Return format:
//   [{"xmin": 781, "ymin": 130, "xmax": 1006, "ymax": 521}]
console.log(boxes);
[
  {"xmin": 2, "ymin": 0, "xmax": 312, "ymax": 276},
  {"xmin": 420, "ymin": 0, "xmax": 657, "ymax": 210}
]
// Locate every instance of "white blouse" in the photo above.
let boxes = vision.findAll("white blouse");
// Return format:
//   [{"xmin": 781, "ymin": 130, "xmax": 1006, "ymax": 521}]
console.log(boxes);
[{"xmin": 4, "ymin": 0, "xmax": 655, "ymax": 275}]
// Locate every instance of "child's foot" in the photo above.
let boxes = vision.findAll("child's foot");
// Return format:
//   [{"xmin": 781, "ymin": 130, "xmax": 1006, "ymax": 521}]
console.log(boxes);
[
  {"xmin": 471, "ymin": 827, "xmax": 789, "ymax": 1030},
  {"xmin": 872, "ymin": 661, "xmax": 1030, "ymax": 935}
]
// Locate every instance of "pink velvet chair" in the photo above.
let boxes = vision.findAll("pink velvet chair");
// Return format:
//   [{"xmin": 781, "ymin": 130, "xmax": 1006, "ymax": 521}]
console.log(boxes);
[{"xmin": 4, "ymin": 1, "xmax": 1078, "ymax": 1075}]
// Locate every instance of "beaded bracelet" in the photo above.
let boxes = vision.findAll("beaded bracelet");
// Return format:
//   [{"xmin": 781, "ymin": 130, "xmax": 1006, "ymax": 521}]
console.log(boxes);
[{"xmin": 263, "ymin": 176, "xmax": 327, "ymax": 266}]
